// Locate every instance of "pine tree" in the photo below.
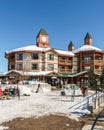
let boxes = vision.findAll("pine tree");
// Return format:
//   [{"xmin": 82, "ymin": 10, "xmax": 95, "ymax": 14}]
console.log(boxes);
[{"xmin": 88, "ymin": 68, "xmax": 97, "ymax": 90}]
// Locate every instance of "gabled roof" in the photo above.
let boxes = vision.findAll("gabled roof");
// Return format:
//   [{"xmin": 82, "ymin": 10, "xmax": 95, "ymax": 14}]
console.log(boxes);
[{"xmin": 37, "ymin": 28, "xmax": 48, "ymax": 37}]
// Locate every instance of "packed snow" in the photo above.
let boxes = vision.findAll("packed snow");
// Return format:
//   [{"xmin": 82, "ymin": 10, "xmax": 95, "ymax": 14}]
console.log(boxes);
[{"xmin": 0, "ymin": 83, "xmax": 94, "ymax": 130}]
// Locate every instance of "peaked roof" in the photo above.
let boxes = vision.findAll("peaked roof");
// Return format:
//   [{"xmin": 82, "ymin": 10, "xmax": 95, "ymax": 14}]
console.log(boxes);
[
  {"xmin": 68, "ymin": 41, "xmax": 74, "ymax": 47},
  {"xmin": 84, "ymin": 32, "xmax": 92, "ymax": 40},
  {"xmin": 37, "ymin": 28, "xmax": 48, "ymax": 37}
]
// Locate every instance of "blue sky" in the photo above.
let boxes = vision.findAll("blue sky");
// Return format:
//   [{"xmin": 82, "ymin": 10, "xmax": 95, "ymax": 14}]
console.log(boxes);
[{"xmin": 0, "ymin": 0, "xmax": 104, "ymax": 72}]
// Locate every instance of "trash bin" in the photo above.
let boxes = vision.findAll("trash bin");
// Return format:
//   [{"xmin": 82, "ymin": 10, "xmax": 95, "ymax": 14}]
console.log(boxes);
[{"xmin": 61, "ymin": 91, "xmax": 66, "ymax": 96}]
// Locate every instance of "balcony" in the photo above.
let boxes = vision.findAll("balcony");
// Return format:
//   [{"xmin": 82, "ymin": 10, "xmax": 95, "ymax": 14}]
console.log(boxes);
[
  {"xmin": 58, "ymin": 60, "xmax": 72, "ymax": 65},
  {"xmin": 94, "ymin": 69, "xmax": 102, "ymax": 74},
  {"xmin": 94, "ymin": 60, "xmax": 103, "ymax": 65}
]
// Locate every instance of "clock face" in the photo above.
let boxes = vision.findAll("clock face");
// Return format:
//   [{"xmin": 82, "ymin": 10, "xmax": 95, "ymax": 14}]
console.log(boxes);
[{"xmin": 42, "ymin": 36, "xmax": 46, "ymax": 42}]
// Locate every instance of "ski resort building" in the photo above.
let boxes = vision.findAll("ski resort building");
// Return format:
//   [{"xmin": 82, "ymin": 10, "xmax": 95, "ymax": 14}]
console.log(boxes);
[{"xmin": 4, "ymin": 28, "xmax": 104, "ymax": 86}]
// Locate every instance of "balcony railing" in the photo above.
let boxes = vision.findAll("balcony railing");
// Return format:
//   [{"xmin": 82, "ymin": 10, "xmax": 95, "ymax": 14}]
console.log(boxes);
[
  {"xmin": 94, "ymin": 60, "xmax": 103, "ymax": 65},
  {"xmin": 58, "ymin": 60, "xmax": 72, "ymax": 65},
  {"xmin": 94, "ymin": 69, "xmax": 102, "ymax": 74},
  {"xmin": 58, "ymin": 59, "xmax": 72, "ymax": 63}
]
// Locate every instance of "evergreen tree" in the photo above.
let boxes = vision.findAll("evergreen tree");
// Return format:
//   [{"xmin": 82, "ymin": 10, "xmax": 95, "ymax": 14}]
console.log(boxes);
[
  {"xmin": 88, "ymin": 68, "xmax": 97, "ymax": 90},
  {"xmin": 100, "ymin": 66, "xmax": 104, "ymax": 91}
]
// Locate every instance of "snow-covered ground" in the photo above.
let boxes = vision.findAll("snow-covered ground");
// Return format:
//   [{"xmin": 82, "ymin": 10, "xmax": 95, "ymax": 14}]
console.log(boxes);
[{"xmin": 0, "ymin": 83, "xmax": 93, "ymax": 130}]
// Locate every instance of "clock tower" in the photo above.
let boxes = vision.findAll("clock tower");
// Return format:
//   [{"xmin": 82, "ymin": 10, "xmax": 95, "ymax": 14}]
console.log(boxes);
[{"xmin": 36, "ymin": 28, "xmax": 50, "ymax": 48}]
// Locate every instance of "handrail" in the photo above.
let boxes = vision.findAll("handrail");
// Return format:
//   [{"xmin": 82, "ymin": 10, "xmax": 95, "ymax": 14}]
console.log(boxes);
[
  {"xmin": 90, "ymin": 108, "xmax": 104, "ymax": 130},
  {"xmin": 68, "ymin": 92, "xmax": 99, "ymax": 110}
]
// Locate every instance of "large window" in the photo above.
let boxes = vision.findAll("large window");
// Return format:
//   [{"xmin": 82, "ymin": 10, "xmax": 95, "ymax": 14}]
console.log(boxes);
[
  {"xmin": 16, "ymin": 53, "xmax": 23, "ymax": 61},
  {"xmin": 31, "ymin": 64, "xmax": 38, "ymax": 70},
  {"xmin": 48, "ymin": 64, "xmax": 54, "ymax": 70},
  {"xmin": 31, "ymin": 53, "xmax": 38, "ymax": 59},
  {"xmin": 47, "ymin": 54, "xmax": 54, "ymax": 60}
]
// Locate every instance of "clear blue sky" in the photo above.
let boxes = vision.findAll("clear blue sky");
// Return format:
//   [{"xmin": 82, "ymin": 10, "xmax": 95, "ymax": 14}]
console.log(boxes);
[{"xmin": 0, "ymin": 0, "xmax": 104, "ymax": 72}]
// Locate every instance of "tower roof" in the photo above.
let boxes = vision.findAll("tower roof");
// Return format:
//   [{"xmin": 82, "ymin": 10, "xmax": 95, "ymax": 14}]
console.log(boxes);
[
  {"xmin": 37, "ymin": 28, "xmax": 48, "ymax": 37},
  {"xmin": 68, "ymin": 41, "xmax": 74, "ymax": 47},
  {"xmin": 84, "ymin": 32, "xmax": 92, "ymax": 40},
  {"xmin": 68, "ymin": 41, "xmax": 75, "ymax": 51}
]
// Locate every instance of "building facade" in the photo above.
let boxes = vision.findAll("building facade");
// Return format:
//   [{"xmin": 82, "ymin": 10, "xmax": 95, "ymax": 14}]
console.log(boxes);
[{"xmin": 5, "ymin": 28, "xmax": 104, "ymax": 85}]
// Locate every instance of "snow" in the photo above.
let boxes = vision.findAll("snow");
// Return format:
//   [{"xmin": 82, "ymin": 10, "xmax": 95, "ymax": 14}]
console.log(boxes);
[
  {"xmin": 5, "ymin": 45, "xmax": 45, "ymax": 54},
  {"xmin": 4, "ymin": 70, "xmax": 53, "ymax": 76},
  {"xmin": 73, "ymin": 45, "xmax": 102, "ymax": 53},
  {"xmin": 0, "ymin": 84, "xmax": 93, "ymax": 129},
  {"xmin": 6, "ymin": 45, "xmax": 74, "ymax": 56},
  {"xmin": 54, "ymin": 49, "xmax": 74, "ymax": 56}
]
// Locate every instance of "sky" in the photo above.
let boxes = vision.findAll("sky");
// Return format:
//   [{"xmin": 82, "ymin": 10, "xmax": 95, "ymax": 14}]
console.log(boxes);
[{"xmin": 0, "ymin": 0, "xmax": 104, "ymax": 72}]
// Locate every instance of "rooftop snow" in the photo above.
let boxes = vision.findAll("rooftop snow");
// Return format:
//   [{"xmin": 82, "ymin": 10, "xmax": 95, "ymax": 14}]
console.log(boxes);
[
  {"xmin": 4, "ymin": 70, "xmax": 53, "ymax": 76},
  {"xmin": 5, "ymin": 45, "xmax": 51, "ymax": 54},
  {"xmin": 5, "ymin": 45, "xmax": 74, "ymax": 56},
  {"xmin": 73, "ymin": 45, "xmax": 102, "ymax": 53},
  {"xmin": 54, "ymin": 49, "xmax": 74, "ymax": 56}
]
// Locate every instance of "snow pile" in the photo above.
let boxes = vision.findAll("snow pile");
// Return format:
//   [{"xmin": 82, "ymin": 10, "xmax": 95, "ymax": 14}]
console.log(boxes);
[{"xmin": 0, "ymin": 85, "xmax": 91, "ymax": 130}]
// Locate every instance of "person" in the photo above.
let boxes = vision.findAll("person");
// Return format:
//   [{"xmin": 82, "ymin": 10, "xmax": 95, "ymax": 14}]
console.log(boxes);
[
  {"xmin": 84, "ymin": 82, "xmax": 88, "ymax": 96},
  {"xmin": 81, "ymin": 86, "xmax": 85, "ymax": 97},
  {"xmin": 0, "ymin": 87, "xmax": 3, "ymax": 98},
  {"xmin": 36, "ymin": 83, "xmax": 40, "ymax": 93},
  {"xmin": 16, "ymin": 87, "xmax": 20, "ymax": 100}
]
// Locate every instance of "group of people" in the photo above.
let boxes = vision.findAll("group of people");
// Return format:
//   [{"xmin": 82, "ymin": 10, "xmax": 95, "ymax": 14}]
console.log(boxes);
[{"xmin": 0, "ymin": 86, "xmax": 20, "ymax": 99}]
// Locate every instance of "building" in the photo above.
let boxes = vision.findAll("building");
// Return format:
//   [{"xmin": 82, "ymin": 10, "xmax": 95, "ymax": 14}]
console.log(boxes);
[{"xmin": 5, "ymin": 28, "xmax": 104, "ymax": 86}]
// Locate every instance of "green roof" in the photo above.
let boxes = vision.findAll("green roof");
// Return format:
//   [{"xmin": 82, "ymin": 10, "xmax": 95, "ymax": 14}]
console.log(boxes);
[
  {"xmin": 84, "ymin": 32, "xmax": 92, "ymax": 40},
  {"xmin": 68, "ymin": 41, "xmax": 74, "ymax": 47},
  {"xmin": 37, "ymin": 28, "xmax": 48, "ymax": 36},
  {"xmin": 60, "ymin": 73, "xmax": 70, "ymax": 77}
]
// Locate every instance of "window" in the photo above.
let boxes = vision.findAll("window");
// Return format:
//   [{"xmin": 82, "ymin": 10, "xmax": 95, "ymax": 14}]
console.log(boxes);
[
  {"xmin": 84, "ymin": 56, "xmax": 91, "ymax": 63},
  {"xmin": 85, "ymin": 66, "xmax": 91, "ymax": 70},
  {"xmin": 32, "ymin": 64, "xmax": 38, "ymax": 70},
  {"xmin": 48, "ymin": 64, "xmax": 54, "ymax": 70},
  {"xmin": 66, "ymin": 66, "xmax": 72, "ymax": 70},
  {"xmin": 31, "ymin": 53, "xmax": 38, "ymax": 59},
  {"xmin": 10, "ymin": 65, "xmax": 15, "ymax": 70},
  {"xmin": 17, "ymin": 63, "xmax": 22, "ymax": 70},
  {"xmin": 47, "ymin": 54, "xmax": 54, "ymax": 60},
  {"xmin": 16, "ymin": 53, "xmax": 23, "ymax": 60}
]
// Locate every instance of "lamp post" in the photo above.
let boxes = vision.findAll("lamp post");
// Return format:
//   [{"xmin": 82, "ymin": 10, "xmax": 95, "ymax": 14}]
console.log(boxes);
[{"xmin": 17, "ymin": 79, "xmax": 20, "ymax": 100}]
